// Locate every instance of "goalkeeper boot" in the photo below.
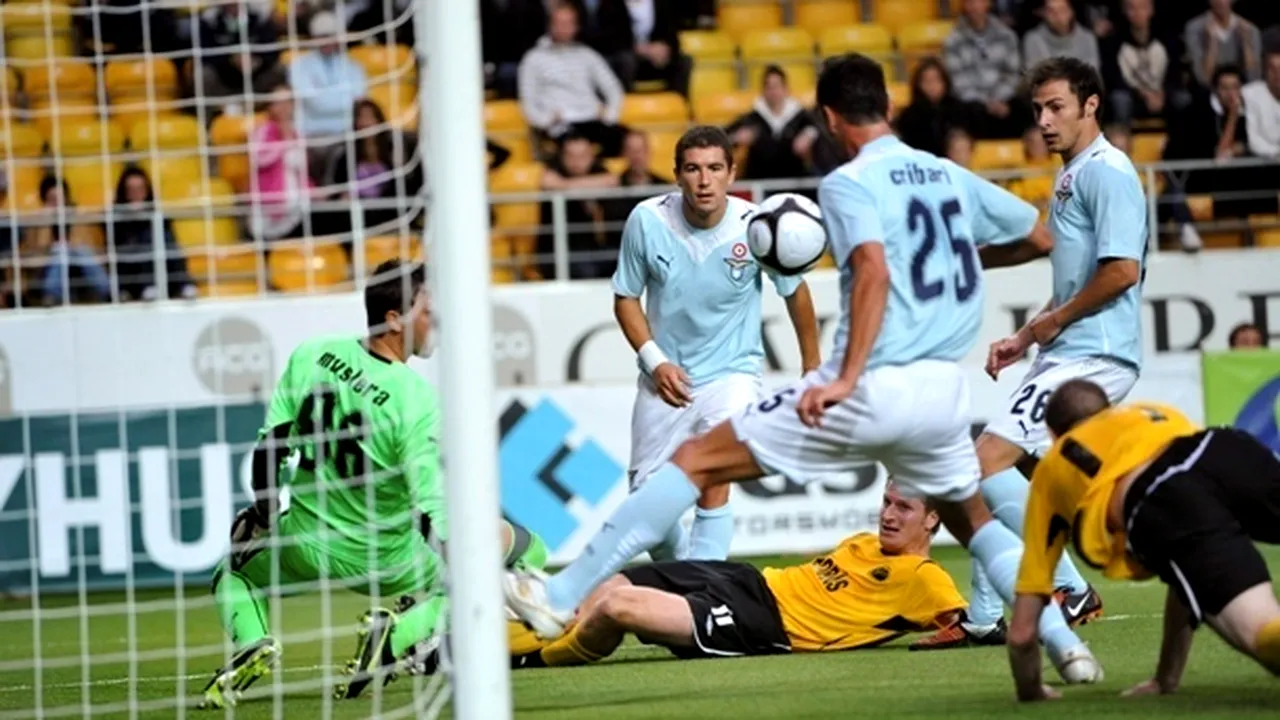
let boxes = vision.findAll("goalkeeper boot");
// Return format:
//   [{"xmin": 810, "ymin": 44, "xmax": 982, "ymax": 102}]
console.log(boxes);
[
  {"xmin": 198, "ymin": 636, "xmax": 281, "ymax": 710},
  {"xmin": 1054, "ymin": 584, "xmax": 1104, "ymax": 627},
  {"xmin": 335, "ymin": 608, "xmax": 399, "ymax": 700},
  {"xmin": 503, "ymin": 569, "xmax": 574, "ymax": 640}
]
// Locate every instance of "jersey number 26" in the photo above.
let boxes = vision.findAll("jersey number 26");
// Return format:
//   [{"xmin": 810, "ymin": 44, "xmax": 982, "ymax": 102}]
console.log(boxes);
[{"xmin": 907, "ymin": 197, "xmax": 978, "ymax": 303}]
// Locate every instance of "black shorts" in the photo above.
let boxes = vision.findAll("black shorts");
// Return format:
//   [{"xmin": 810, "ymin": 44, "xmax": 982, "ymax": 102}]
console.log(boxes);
[
  {"xmin": 1125, "ymin": 428, "xmax": 1280, "ymax": 625},
  {"xmin": 620, "ymin": 561, "xmax": 791, "ymax": 659}
]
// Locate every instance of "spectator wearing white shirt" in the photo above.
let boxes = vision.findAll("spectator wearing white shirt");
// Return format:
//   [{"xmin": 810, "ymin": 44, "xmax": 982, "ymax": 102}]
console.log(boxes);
[
  {"xmin": 288, "ymin": 12, "xmax": 369, "ymax": 140},
  {"xmin": 519, "ymin": 3, "xmax": 628, "ymax": 157},
  {"xmin": 1242, "ymin": 49, "xmax": 1280, "ymax": 159}
]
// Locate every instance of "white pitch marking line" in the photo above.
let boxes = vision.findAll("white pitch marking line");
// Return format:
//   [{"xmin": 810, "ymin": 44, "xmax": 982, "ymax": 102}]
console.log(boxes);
[{"xmin": 0, "ymin": 665, "xmax": 335, "ymax": 694}]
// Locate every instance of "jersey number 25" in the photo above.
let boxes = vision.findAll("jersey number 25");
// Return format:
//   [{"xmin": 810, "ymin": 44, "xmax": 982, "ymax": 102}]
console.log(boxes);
[{"xmin": 907, "ymin": 197, "xmax": 978, "ymax": 303}]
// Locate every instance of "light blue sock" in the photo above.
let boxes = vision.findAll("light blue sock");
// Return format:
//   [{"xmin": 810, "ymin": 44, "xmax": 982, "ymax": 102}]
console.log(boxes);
[
  {"xmin": 968, "ymin": 520, "xmax": 1081, "ymax": 656},
  {"xmin": 648, "ymin": 521, "xmax": 689, "ymax": 562},
  {"xmin": 965, "ymin": 559, "xmax": 1004, "ymax": 626},
  {"xmin": 983, "ymin": 468, "xmax": 1089, "ymax": 594},
  {"xmin": 546, "ymin": 462, "xmax": 700, "ymax": 612},
  {"xmin": 684, "ymin": 504, "xmax": 733, "ymax": 560}
]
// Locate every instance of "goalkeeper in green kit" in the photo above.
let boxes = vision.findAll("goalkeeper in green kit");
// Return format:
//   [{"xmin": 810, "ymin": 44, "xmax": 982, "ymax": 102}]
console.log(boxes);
[{"xmin": 200, "ymin": 260, "xmax": 547, "ymax": 708}]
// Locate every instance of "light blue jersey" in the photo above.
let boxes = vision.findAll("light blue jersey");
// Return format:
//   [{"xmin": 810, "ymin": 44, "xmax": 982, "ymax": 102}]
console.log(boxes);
[
  {"xmin": 819, "ymin": 135, "xmax": 1038, "ymax": 370},
  {"xmin": 1044, "ymin": 134, "xmax": 1148, "ymax": 368},
  {"xmin": 612, "ymin": 192, "xmax": 802, "ymax": 387}
]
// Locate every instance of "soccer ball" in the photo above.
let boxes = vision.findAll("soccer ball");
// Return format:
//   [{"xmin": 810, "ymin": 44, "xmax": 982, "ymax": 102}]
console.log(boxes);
[{"xmin": 746, "ymin": 193, "xmax": 827, "ymax": 276}]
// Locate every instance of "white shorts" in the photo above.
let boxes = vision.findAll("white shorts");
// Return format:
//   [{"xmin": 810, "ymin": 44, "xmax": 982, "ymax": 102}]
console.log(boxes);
[
  {"xmin": 729, "ymin": 360, "xmax": 980, "ymax": 503},
  {"xmin": 629, "ymin": 373, "xmax": 762, "ymax": 488},
  {"xmin": 983, "ymin": 355, "xmax": 1139, "ymax": 456}
]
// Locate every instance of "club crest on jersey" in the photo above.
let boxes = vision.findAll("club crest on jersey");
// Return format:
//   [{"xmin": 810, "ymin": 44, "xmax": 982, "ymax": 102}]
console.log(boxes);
[
  {"xmin": 1054, "ymin": 173, "xmax": 1074, "ymax": 214},
  {"xmin": 724, "ymin": 242, "xmax": 753, "ymax": 280},
  {"xmin": 871, "ymin": 566, "xmax": 890, "ymax": 582}
]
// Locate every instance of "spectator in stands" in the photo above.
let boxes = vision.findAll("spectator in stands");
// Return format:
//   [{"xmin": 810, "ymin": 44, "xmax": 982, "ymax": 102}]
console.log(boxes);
[
  {"xmin": 1186, "ymin": 0, "xmax": 1263, "ymax": 90},
  {"xmin": 537, "ymin": 134, "xmax": 619, "ymax": 280},
  {"xmin": 95, "ymin": 0, "xmax": 182, "ymax": 57},
  {"xmin": 726, "ymin": 66, "xmax": 815, "ymax": 180},
  {"xmin": 1229, "ymin": 322, "xmax": 1266, "ymax": 348},
  {"xmin": 482, "ymin": 0, "xmax": 553, "ymax": 98},
  {"xmin": 22, "ymin": 177, "xmax": 109, "ymax": 306},
  {"xmin": 249, "ymin": 85, "xmax": 321, "ymax": 242},
  {"xmin": 1007, "ymin": 127, "xmax": 1056, "ymax": 215},
  {"xmin": 896, "ymin": 58, "xmax": 971, "ymax": 158},
  {"xmin": 519, "ymin": 3, "xmax": 628, "ymax": 157},
  {"xmin": 1104, "ymin": 0, "xmax": 1186, "ymax": 126},
  {"xmin": 288, "ymin": 12, "xmax": 369, "ymax": 141},
  {"xmin": 1243, "ymin": 48, "xmax": 1280, "ymax": 159},
  {"xmin": 614, "ymin": 0, "xmax": 691, "ymax": 96},
  {"xmin": 604, "ymin": 130, "xmax": 667, "ymax": 244},
  {"xmin": 1024, "ymin": 0, "xmax": 1102, "ymax": 70},
  {"xmin": 328, "ymin": 99, "xmax": 424, "ymax": 234},
  {"xmin": 569, "ymin": 0, "xmax": 636, "ymax": 89},
  {"xmin": 945, "ymin": 127, "xmax": 975, "ymax": 168},
  {"xmin": 1164, "ymin": 64, "xmax": 1258, "ymax": 223},
  {"xmin": 197, "ymin": 1, "xmax": 285, "ymax": 116},
  {"xmin": 944, "ymin": 0, "xmax": 1028, "ymax": 139},
  {"xmin": 110, "ymin": 168, "xmax": 196, "ymax": 302}
]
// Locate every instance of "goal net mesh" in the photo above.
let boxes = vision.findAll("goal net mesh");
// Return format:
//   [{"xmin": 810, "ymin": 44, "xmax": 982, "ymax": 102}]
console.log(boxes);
[{"xmin": 0, "ymin": 0, "xmax": 456, "ymax": 717}]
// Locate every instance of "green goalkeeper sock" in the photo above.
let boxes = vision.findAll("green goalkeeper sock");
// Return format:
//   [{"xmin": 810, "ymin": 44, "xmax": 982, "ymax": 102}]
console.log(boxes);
[
  {"xmin": 504, "ymin": 521, "xmax": 548, "ymax": 572},
  {"xmin": 213, "ymin": 568, "xmax": 270, "ymax": 649},
  {"xmin": 390, "ymin": 595, "xmax": 448, "ymax": 658}
]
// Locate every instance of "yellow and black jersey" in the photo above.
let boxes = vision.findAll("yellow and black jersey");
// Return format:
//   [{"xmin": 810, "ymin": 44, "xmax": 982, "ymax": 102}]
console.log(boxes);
[
  {"xmin": 1017, "ymin": 402, "xmax": 1200, "ymax": 596},
  {"xmin": 761, "ymin": 533, "xmax": 965, "ymax": 652}
]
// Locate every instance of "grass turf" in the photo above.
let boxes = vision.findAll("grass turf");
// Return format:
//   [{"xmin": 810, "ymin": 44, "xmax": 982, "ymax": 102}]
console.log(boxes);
[{"xmin": 1, "ymin": 546, "xmax": 1277, "ymax": 719}]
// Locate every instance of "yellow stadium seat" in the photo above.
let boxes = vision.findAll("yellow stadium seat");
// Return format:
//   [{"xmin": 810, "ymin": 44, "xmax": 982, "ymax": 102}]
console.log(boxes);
[
  {"xmin": 349, "ymin": 44, "xmax": 416, "ymax": 87},
  {"xmin": 269, "ymin": 242, "xmax": 350, "ymax": 292},
  {"xmin": 484, "ymin": 100, "xmax": 526, "ymax": 134},
  {"xmin": 693, "ymin": 90, "xmax": 755, "ymax": 125},
  {"xmin": 1200, "ymin": 232, "xmax": 1242, "ymax": 249},
  {"xmin": 495, "ymin": 135, "xmax": 534, "ymax": 164},
  {"xmin": 972, "ymin": 140, "xmax": 1025, "ymax": 170},
  {"xmin": 22, "ymin": 60, "xmax": 97, "ymax": 102},
  {"xmin": 368, "ymin": 83, "xmax": 418, "ymax": 131},
  {"xmin": 491, "ymin": 266, "xmax": 517, "ymax": 284},
  {"xmin": 690, "ymin": 65, "xmax": 740, "ymax": 98},
  {"xmin": 173, "ymin": 218, "xmax": 242, "ymax": 249},
  {"xmin": 818, "ymin": 24, "xmax": 893, "ymax": 57},
  {"xmin": 24, "ymin": 99, "xmax": 100, "ymax": 139},
  {"xmin": 5, "ymin": 34, "xmax": 74, "ymax": 60},
  {"xmin": 747, "ymin": 61, "xmax": 817, "ymax": 94},
  {"xmin": 1187, "ymin": 195, "xmax": 1213, "ymax": 222},
  {"xmin": 185, "ymin": 245, "xmax": 262, "ymax": 285},
  {"xmin": 489, "ymin": 162, "xmax": 543, "ymax": 193},
  {"xmin": 603, "ymin": 156, "xmax": 628, "ymax": 176},
  {"xmin": 0, "ymin": 3, "xmax": 73, "ymax": 34},
  {"xmin": 2, "ymin": 67, "xmax": 18, "ymax": 104},
  {"xmin": 1254, "ymin": 226, "xmax": 1280, "ymax": 248},
  {"xmin": 741, "ymin": 28, "xmax": 815, "ymax": 61},
  {"xmin": 874, "ymin": 0, "xmax": 938, "ymax": 34},
  {"xmin": 139, "ymin": 157, "xmax": 210, "ymax": 197},
  {"xmin": 490, "ymin": 162, "xmax": 544, "ymax": 243},
  {"xmin": 1130, "ymin": 132, "xmax": 1166, "ymax": 164},
  {"xmin": 619, "ymin": 92, "xmax": 689, "ymax": 130},
  {"xmin": 51, "ymin": 119, "xmax": 125, "ymax": 157},
  {"xmin": 647, "ymin": 131, "xmax": 682, "ymax": 178},
  {"xmin": 679, "ymin": 30, "xmax": 737, "ymax": 62},
  {"xmin": 110, "ymin": 107, "xmax": 182, "ymax": 137},
  {"xmin": 886, "ymin": 81, "xmax": 911, "ymax": 116},
  {"xmin": 897, "ymin": 20, "xmax": 954, "ymax": 53},
  {"xmin": 364, "ymin": 234, "xmax": 425, "ymax": 269},
  {"xmin": 717, "ymin": 2, "xmax": 784, "ymax": 43},
  {"xmin": 105, "ymin": 58, "xmax": 179, "ymax": 100},
  {"xmin": 159, "ymin": 176, "xmax": 236, "ymax": 208},
  {"xmin": 0, "ymin": 123, "xmax": 45, "ymax": 157},
  {"xmin": 3, "ymin": 163, "xmax": 45, "ymax": 214},
  {"xmin": 61, "ymin": 161, "xmax": 124, "ymax": 210},
  {"xmin": 796, "ymin": 1, "xmax": 860, "ymax": 38},
  {"xmin": 129, "ymin": 115, "xmax": 203, "ymax": 151},
  {"xmin": 211, "ymin": 112, "xmax": 264, "ymax": 146},
  {"xmin": 197, "ymin": 280, "xmax": 264, "ymax": 298}
]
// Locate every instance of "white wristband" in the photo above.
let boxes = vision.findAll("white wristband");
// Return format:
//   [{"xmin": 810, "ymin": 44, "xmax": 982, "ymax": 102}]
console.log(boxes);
[{"xmin": 638, "ymin": 340, "xmax": 669, "ymax": 375}]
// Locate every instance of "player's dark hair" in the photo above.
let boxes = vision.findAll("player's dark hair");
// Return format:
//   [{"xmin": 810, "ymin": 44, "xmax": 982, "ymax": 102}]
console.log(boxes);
[
  {"xmin": 674, "ymin": 125, "xmax": 734, "ymax": 169},
  {"xmin": 365, "ymin": 259, "xmax": 426, "ymax": 331},
  {"xmin": 761, "ymin": 64, "xmax": 787, "ymax": 88},
  {"xmin": 1045, "ymin": 380, "xmax": 1111, "ymax": 437},
  {"xmin": 1028, "ymin": 56, "xmax": 1104, "ymax": 111},
  {"xmin": 816, "ymin": 53, "xmax": 889, "ymax": 126},
  {"xmin": 1212, "ymin": 63, "xmax": 1243, "ymax": 88}
]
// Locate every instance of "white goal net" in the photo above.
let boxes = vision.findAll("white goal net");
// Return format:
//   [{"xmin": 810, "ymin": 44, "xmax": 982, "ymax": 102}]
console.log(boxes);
[{"xmin": 0, "ymin": 0, "xmax": 504, "ymax": 717}]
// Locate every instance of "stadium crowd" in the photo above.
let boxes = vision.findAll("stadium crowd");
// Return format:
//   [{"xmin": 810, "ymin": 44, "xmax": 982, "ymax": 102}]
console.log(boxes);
[{"xmin": 0, "ymin": 0, "xmax": 1279, "ymax": 303}]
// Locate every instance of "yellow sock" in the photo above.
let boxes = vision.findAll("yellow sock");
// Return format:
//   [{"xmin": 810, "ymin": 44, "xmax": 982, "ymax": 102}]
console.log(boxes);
[
  {"xmin": 539, "ymin": 625, "xmax": 607, "ymax": 667},
  {"xmin": 507, "ymin": 620, "xmax": 546, "ymax": 657},
  {"xmin": 1255, "ymin": 617, "xmax": 1280, "ymax": 674}
]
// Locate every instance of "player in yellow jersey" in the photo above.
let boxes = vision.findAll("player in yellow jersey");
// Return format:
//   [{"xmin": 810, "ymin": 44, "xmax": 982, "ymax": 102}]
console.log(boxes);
[
  {"xmin": 1008, "ymin": 379, "xmax": 1280, "ymax": 700},
  {"xmin": 509, "ymin": 482, "xmax": 965, "ymax": 667}
]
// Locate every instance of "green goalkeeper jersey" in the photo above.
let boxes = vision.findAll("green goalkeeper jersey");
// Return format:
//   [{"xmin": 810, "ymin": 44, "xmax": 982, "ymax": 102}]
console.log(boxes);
[{"xmin": 261, "ymin": 334, "xmax": 447, "ymax": 561}]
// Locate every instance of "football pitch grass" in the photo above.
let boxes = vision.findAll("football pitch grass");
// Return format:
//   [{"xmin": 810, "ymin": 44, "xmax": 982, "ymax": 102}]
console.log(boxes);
[{"xmin": 2, "ymin": 546, "xmax": 1278, "ymax": 719}]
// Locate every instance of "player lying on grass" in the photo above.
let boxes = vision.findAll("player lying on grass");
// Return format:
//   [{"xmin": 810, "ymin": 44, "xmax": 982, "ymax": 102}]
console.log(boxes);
[
  {"xmin": 1007, "ymin": 379, "xmax": 1280, "ymax": 700},
  {"xmin": 507, "ymin": 483, "xmax": 965, "ymax": 667},
  {"xmin": 200, "ymin": 260, "xmax": 548, "ymax": 708}
]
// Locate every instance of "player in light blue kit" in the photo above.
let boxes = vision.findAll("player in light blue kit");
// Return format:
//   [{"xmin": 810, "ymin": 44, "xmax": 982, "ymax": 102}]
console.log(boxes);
[
  {"xmin": 915, "ymin": 57, "xmax": 1150, "ymax": 652},
  {"xmin": 506, "ymin": 54, "xmax": 1102, "ymax": 700},
  {"xmin": 612, "ymin": 125, "xmax": 821, "ymax": 562}
]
